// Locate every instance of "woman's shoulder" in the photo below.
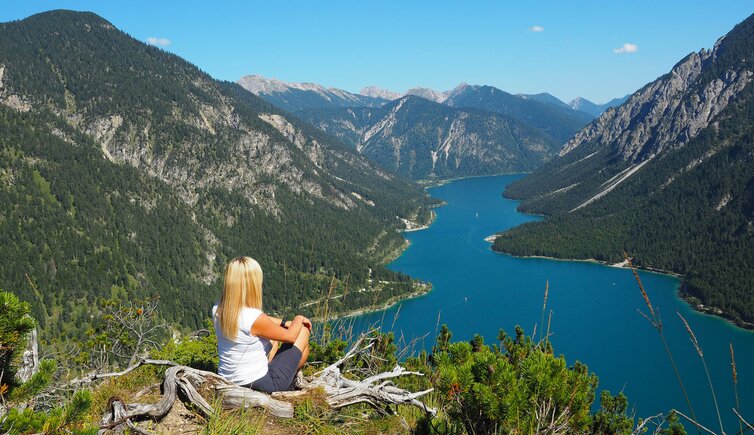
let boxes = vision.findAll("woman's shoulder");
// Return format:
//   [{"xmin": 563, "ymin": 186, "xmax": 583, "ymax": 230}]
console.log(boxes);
[
  {"xmin": 240, "ymin": 306, "xmax": 264, "ymax": 318},
  {"xmin": 239, "ymin": 306, "xmax": 265, "ymax": 332}
]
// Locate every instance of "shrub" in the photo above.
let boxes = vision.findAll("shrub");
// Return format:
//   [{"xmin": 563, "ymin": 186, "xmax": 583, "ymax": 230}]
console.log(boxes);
[
  {"xmin": 431, "ymin": 325, "xmax": 597, "ymax": 434},
  {"xmin": 2, "ymin": 389, "xmax": 95, "ymax": 434},
  {"xmin": 152, "ymin": 320, "xmax": 218, "ymax": 372},
  {"xmin": 9, "ymin": 359, "xmax": 57, "ymax": 402},
  {"xmin": 591, "ymin": 391, "xmax": 634, "ymax": 434}
]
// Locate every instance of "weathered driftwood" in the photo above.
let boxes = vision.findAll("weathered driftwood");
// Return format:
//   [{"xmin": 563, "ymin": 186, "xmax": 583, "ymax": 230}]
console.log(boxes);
[
  {"xmin": 99, "ymin": 334, "xmax": 435, "ymax": 434},
  {"xmin": 99, "ymin": 364, "xmax": 294, "ymax": 433},
  {"xmin": 278, "ymin": 335, "xmax": 436, "ymax": 415}
]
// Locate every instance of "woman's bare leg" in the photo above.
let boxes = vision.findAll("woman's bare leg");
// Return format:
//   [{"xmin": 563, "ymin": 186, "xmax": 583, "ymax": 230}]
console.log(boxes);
[
  {"xmin": 267, "ymin": 340, "xmax": 280, "ymax": 362},
  {"xmin": 293, "ymin": 327, "xmax": 310, "ymax": 369},
  {"xmin": 298, "ymin": 344, "xmax": 310, "ymax": 370}
]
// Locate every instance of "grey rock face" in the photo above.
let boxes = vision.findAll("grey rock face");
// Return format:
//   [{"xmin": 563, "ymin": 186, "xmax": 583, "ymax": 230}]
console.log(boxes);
[
  {"xmin": 16, "ymin": 327, "xmax": 38, "ymax": 383},
  {"xmin": 360, "ymin": 86, "xmax": 401, "ymax": 101},
  {"xmin": 561, "ymin": 43, "xmax": 753, "ymax": 162}
]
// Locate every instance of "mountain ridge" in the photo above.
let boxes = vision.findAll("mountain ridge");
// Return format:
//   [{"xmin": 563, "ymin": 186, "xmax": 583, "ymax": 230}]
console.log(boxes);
[
  {"xmin": 365, "ymin": 84, "xmax": 625, "ymax": 117},
  {"xmin": 443, "ymin": 84, "xmax": 594, "ymax": 144},
  {"xmin": 494, "ymin": 12, "xmax": 754, "ymax": 325},
  {"xmin": 567, "ymin": 96, "xmax": 629, "ymax": 117},
  {"xmin": 296, "ymin": 95, "xmax": 562, "ymax": 180},
  {"xmin": 238, "ymin": 74, "xmax": 388, "ymax": 112}
]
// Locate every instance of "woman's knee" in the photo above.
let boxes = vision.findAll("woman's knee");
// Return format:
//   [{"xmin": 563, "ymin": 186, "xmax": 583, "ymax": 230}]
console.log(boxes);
[
  {"xmin": 300, "ymin": 326, "xmax": 311, "ymax": 340},
  {"xmin": 293, "ymin": 326, "xmax": 310, "ymax": 350}
]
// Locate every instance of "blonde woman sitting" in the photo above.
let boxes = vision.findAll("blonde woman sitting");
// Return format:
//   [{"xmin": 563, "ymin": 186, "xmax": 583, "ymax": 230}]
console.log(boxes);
[{"xmin": 213, "ymin": 256, "xmax": 311, "ymax": 393}]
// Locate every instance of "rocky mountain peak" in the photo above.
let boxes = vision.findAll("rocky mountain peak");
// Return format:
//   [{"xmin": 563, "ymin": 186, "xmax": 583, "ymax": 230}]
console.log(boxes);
[
  {"xmin": 560, "ymin": 38, "xmax": 753, "ymax": 162},
  {"xmin": 360, "ymin": 85, "xmax": 401, "ymax": 100},
  {"xmin": 405, "ymin": 86, "xmax": 447, "ymax": 103},
  {"xmin": 237, "ymin": 74, "xmax": 386, "ymax": 111},
  {"xmin": 238, "ymin": 74, "xmax": 327, "ymax": 95}
]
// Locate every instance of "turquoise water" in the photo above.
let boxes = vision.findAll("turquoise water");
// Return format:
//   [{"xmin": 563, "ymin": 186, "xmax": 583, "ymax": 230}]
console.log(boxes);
[{"xmin": 351, "ymin": 174, "xmax": 754, "ymax": 431}]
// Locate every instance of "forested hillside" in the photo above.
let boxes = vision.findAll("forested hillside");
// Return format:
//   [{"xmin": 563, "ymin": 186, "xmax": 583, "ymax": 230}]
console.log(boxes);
[
  {"xmin": 0, "ymin": 10, "xmax": 435, "ymax": 343},
  {"xmin": 297, "ymin": 96, "xmax": 562, "ymax": 180},
  {"xmin": 494, "ymin": 13, "xmax": 754, "ymax": 326},
  {"xmin": 443, "ymin": 84, "xmax": 594, "ymax": 145}
]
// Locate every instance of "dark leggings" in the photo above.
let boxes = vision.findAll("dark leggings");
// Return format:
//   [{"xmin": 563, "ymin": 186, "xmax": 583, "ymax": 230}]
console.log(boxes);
[{"xmin": 245, "ymin": 343, "xmax": 302, "ymax": 393}]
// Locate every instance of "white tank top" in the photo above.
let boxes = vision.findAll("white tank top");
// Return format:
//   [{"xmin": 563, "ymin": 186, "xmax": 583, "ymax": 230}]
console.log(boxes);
[{"xmin": 212, "ymin": 305, "xmax": 270, "ymax": 385}]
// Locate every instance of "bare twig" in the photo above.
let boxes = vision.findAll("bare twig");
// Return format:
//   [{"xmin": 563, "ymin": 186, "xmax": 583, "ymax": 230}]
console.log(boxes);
[
  {"xmin": 633, "ymin": 412, "xmax": 664, "ymax": 435},
  {"xmin": 68, "ymin": 359, "xmax": 176, "ymax": 386},
  {"xmin": 733, "ymin": 407, "xmax": 754, "ymax": 432},
  {"xmin": 670, "ymin": 409, "xmax": 717, "ymax": 435}
]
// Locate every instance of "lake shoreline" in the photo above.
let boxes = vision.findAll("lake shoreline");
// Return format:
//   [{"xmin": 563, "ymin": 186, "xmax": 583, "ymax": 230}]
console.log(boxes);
[
  {"xmin": 327, "ymin": 207, "xmax": 441, "ymax": 321},
  {"xmin": 401, "ymin": 209, "xmax": 438, "ymax": 233},
  {"xmin": 325, "ymin": 283, "xmax": 433, "ymax": 321},
  {"xmin": 487, "ymin": 235, "xmax": 754, "ymax": 331},
  {"xmin": 333, "ymin": 174, "xmax": 525, "ymax": 322},
  {"xmin": 418, "ymin": 172, "xmax": 531, "ymax": 189},
  {"xmin": 338, "ymin": 173, "xmax": 754, "ymax": 430}
]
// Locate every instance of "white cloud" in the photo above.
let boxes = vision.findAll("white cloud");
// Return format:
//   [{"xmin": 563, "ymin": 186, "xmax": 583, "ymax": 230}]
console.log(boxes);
[
  {"xmin": 613, "ymin": 43, "xmax": 638, "ymax": 54},
  {"xmin": 146, "ymin": 37, "xmax": 171, "ymax": 47},
  {"xmin": 529, "ymin": 25, "xmax": 544, "ymax": 32}
]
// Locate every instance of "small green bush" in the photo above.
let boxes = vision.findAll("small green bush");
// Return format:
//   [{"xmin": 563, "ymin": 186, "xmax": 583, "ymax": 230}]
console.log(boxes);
[
  {"xmin": 431, "ymin": 325, "xmax": 598, "ymax": 434},
  {"xmin": 2, "ymin": 389, "xmax": 96, "ymax": 434},
  {"xmin": 152, "ymin": 320, "xmax": 218, "ymax": 372},
  {"xmin": 591, "ymin": 391, "xmax": 634, "ymax": 433},
  {"xmin": 9, "ymin": 359, "xmax": 57, "ymax": 402}
]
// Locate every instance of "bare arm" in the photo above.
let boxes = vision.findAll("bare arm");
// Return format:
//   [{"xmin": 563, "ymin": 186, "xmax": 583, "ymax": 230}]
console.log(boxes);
[
  {"xmin": 266, "ymin": 315, "xmax": 312, "ymax": 330},
  {"xmin": 251, "ymin": 314, "xmax": 310, "ymax": 343}
]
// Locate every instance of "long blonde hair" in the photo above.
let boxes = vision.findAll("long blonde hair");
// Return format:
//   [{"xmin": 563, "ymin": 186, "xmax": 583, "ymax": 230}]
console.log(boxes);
[{"xmin": 217, "ymin": 256, "xmax": 263, "ymax": 339}]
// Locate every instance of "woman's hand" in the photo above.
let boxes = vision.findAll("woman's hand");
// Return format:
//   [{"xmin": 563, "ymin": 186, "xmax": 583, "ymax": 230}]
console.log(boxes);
[
  {"xmin": 295, "ymin": 315, "xmax": 313, "ymax": 331},
  {"xmin": 252, "ymin": 314, "xmax": 305, "ymax": 344}
]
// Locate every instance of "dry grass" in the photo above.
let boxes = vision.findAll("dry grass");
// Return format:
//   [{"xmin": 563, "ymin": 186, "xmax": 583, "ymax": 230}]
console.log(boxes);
[
  {"xmin": 677, "ymin": 311, "xmax": 723, "ymax": 434},
  {"xmin": 538, "ymin": 281, "xmax": 549, "ymax": 343},
  {"xmin": 87, "ymin": 365, "xmax": 163, "ymax": 423},
  {"xmin": 730, "ymin": 343, "xmax": 743, "ymax": 434},
  {"xmin": 626, "ymin": 256, "xmax": 700, "ymax": 432}
]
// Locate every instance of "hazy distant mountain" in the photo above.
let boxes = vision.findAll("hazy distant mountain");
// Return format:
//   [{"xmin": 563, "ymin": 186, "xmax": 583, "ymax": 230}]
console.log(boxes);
[
  {"xmin": 361, "ymin": 83, "xmax": 474, "ymax": 104},
  {"xmin": 444, "ymin": 84, "xmax": 594, "ymax": 144},
  {"xmin": 297, "ymin": 95, "xmax": 561, "ymax": 180},
  {"xmin": 238, "ymin": 74, "xmax": 387, "ymax": 112},
  {"xmin": 405, "ymin": 87, "xmax": 448, "ymax": 103},
  {"xmin": 568, "ymin": 95, "xmax": 629, "ymax": 117},
  {"xmin": 360, "ymin": 85, "xmax": 401, "ymax": 100},
  {"xmin": 517, "ymin": 92, "xmax": 572, "ymax": 110},
  {"xmin": 496, "ymin": 13, "xmax": 754, "ymax": 325},
  {"xmin": 245, "ymin": 76, "xmax": 600, "ymax": 149}
]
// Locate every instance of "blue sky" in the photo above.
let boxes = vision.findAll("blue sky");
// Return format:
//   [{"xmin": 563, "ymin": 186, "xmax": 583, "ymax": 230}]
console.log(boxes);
[{"xmin": 2, "ymin": 1, "xmax": 753, "ymax": 103}]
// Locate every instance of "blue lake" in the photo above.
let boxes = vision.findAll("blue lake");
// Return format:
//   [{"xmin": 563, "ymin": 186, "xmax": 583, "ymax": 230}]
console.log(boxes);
[{"xmin": 350, "ymin": 174, "xmax": 754, "ymax": 431}]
